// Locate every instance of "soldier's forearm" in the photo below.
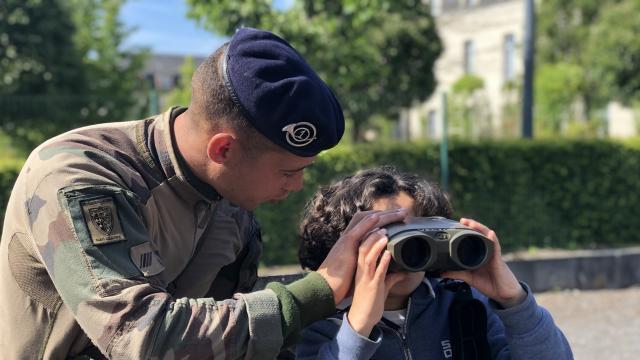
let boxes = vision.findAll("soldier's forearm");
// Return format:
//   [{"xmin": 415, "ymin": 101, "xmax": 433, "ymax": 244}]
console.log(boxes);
[{"xmin": 266, "ymin": 271, "xmax": 336, "ymax": 346}]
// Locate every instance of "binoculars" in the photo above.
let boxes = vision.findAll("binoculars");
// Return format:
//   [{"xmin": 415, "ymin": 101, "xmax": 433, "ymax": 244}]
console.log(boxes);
[{"xmin": 384, "ymin": 217, "xmax": 494, "ymax": 273}]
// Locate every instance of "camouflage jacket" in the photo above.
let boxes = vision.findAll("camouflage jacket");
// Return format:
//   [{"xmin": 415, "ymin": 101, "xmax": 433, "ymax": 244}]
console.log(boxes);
[{"xmin": 0, "ymin": 107, "xmax": 335, "ymax": 360}]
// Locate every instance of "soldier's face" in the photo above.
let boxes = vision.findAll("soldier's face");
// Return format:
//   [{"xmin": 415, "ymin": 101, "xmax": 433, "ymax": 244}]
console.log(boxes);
[{"xmin": 226, "ymin": 148, "xmax": 315, "ymax": 210}]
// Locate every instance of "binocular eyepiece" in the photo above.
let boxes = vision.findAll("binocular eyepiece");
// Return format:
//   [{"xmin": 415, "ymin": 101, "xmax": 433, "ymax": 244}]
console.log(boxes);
[{"xmin": 383, "ymin": 217, "xmax": 494, "ymax": 273}]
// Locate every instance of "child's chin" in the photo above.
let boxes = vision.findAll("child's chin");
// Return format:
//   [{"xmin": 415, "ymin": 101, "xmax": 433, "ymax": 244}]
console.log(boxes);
[
  {"xmin": 388, "ymin": 290, "xmax": 412, "ymax": 298},
  {"xmin": 389, "ymin": 274, "xmax": 425, "ymax": 295},
  {"xmin": 389, "ymin": 284, "xmax": 419, "ymax": 297}
]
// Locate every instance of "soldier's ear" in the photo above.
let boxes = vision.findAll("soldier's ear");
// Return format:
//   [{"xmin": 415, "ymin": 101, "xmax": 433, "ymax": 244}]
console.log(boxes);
[{"xmin": 206, "ymin": 133, "xmax": 236, "ymax": 164}]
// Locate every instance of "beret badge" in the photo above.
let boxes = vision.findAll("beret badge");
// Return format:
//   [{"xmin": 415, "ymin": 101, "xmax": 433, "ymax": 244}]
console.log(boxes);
[
  {"xmin": 224, "ymin": 27, "xmax": 344, "ymax": 156},
  {"xmin": 282, "ymin": 122, "xmax": 317, "ymax": 147}
]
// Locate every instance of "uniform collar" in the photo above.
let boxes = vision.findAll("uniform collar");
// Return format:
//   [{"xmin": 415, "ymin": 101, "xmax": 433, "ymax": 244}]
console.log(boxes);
[{"xmin": 154, "ymin": 107, "xmax": 222, "ymax": 202}]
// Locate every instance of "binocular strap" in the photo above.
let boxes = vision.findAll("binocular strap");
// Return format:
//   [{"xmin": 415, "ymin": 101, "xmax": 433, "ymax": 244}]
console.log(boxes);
[{"xmin": 445, "ymin": 281, "xmax": 492, "ymax": 360}]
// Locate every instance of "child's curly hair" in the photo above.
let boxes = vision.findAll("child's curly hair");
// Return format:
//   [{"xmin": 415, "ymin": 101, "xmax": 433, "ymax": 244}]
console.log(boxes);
[{"xmin": 298, "ymin": 166, "xmax": 453, "ymax": 270}]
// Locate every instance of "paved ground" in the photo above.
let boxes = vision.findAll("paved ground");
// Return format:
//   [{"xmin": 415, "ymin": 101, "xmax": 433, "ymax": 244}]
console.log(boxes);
[{"xmin": 535, "ymin": 286, "xmax": 640, "ymax": 360}]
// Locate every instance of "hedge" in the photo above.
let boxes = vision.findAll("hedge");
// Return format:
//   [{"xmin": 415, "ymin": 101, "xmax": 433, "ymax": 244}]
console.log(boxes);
[
  {"xmin": 0, "ymin": 159, "xmax": 23, "ymax": 221},
  {"xmin": 255, "ymin": 140, "xmax": 640, "ymax": 265},
  {"xmin": 1, "ymin": 140, "xmax": 639, "ymax": 266}
]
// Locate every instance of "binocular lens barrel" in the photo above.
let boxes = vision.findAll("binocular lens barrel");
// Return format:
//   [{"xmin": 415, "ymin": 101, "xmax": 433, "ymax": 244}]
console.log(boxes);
[
  {"xmin": 453, "ymin": 235, "xmax": 488, "ymax": 268},
  {"xmin": 387, "ymin": 230, "xmax": 492, "ymax": 272},
  {"xmin": 384, "ymin": 217, "xmax": 494, "ymax": 273},
  {"xmin": 400, "ymin": 236, "xmax": 431, "ymax": 269}
]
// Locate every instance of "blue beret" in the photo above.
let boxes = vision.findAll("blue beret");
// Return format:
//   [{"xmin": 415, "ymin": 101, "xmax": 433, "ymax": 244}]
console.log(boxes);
[{"xmin": 222, "ymin": 27, "xmax": 345, "ymax": 157}]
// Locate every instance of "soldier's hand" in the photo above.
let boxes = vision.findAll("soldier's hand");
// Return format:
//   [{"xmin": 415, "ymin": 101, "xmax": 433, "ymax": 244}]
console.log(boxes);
[{"xmin": 316, "ymin": 208, "xmax": 408, "ymax": 305}]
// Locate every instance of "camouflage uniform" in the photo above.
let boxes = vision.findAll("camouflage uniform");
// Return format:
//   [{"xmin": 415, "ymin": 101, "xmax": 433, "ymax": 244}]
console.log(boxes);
[{"xmin": 0, "ymin": 107, "xmax": 335, "ymax": 360}]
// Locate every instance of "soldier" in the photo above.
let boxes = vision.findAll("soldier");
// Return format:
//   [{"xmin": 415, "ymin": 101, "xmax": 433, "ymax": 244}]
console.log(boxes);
[{"xmin": 0, "ymin": 28, "xmax": 407, "ymax": 359}]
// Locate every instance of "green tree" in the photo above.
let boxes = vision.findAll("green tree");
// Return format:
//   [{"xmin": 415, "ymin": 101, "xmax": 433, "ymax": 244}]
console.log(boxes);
[
  {"xmin": 68, "ymin": 0, "xmax": 148, "ymax": 124},
  {"xmin": 449, "ymin": 74, "xmax": 492, "ymax": 139},
  {"xmin": 165, "ymin": 56, "xmax": 195, "ymax": 107},
  {"xmin": 500, "ymin": 80, "xmax": 521, "ymax": 139},
  {"xmin": 537, "ymin": 0, "xmax": 627, "ymax": 117},
  {"xmin": 186, "ymin": 0, "xmax": 442, "ymax": 142},
  {"xmin": 537, "ymin": 0, "xmax": 620, "ymax": 64},
  {"xmin": 534, "ymin": 62, "xmax": 583, "ymax": 136},
  {"xmin": 0, "ymin": 0, "xmax": 147, "ymax": 152},
  {"xmin": 0, "ymin": 0, "xmax": 85, "ymax": 94},
  {"xmin": 585, "ymin": 0, "xmax": 640, "ymax": 106},
  {"xmin": 0, "ymin": 0, "xmax": 87, "ymax": 147}
]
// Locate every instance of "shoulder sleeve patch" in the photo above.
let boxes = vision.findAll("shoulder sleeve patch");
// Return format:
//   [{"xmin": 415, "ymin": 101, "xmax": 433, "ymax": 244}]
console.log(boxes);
[
  {"xmin": 80, "ymin": 196, "xmax": 126, "ymax": 245},
  {"xmin": 130, "ymin": 242, "xmax": 165, "ymax": 277}
]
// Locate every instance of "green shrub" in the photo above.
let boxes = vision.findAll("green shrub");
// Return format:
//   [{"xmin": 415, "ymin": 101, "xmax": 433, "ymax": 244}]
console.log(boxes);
[
  {"xmin": 2, "ymin": 141, "xmax": 639, "ymax": 266},
  {"xmin": 256, "ymin": 140, "xmax": 640, "ymax": 265},
  {"xmin": 0, "ymin": 159, "xmax": 24, "ymax": 220}
]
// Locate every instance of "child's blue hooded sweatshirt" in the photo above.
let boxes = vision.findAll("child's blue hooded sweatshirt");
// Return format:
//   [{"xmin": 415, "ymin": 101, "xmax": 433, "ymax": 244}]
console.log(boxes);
[{"xmin": 296, "ymin": 278, "xmax": 573, "ymax": 359}]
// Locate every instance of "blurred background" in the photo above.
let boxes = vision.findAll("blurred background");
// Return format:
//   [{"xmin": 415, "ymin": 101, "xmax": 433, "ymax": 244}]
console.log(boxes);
[
  {"xmin": 2, "ymin": 0, "xmax": 640, "ymax": 264},
  {"xmin": 3, "ymin": 0, "xmax": 640, "ymax": 263},
  {"xmin": 2, "ymin": 1, "xmax": 640, "ymax": 358}
]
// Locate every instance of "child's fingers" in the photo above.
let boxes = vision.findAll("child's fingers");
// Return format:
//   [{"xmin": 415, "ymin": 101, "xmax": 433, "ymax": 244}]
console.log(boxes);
[
  {"xmin": 373, "ymin": 249, "xmax": 393, "ymax": 281},
  {"xmin": 363, "ymin": 236, "xmax": 388, "ymax": 272},
  {"xmin": 460, "ymin": 218, "xmax": 491, "ymax": 235},
  {"xmin": 460, "ymin": 218, "xmax": 501, "ymax": 248}
]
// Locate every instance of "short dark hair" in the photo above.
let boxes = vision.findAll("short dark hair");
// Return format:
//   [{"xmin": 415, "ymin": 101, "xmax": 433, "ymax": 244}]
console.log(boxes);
[
  {"xmin": 298, "ymin": 166, "xmax": 454, "ymax": 270},
  {"xmin": 189, "ymin": 44, "xmax": 280, "ymax": 155}
]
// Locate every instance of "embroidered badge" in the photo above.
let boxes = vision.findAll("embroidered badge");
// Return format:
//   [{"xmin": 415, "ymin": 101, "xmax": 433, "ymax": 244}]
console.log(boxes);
[
  {"xmin": 81, "ymin": 197, "xmax": 126, "ymax": 245},
  {"xmin": 282, "ymin": 122, "xmax": 317, "ymax": 147},
  {"xmin": 130, "ymin": 242, "xmax": 165, "ymax": 277}
]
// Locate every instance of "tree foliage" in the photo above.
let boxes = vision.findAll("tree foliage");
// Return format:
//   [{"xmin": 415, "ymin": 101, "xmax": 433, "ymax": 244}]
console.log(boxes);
[
  {"xmin": 537, "ymin": 0, "xmax": 640, "ymax": 118},
  {"xmin": 584, "ymin": 0, "xmax": 640, "ymax": 106},
  {"xmin": 0, "ymin": 0, "xmax": 147, "ymax": 152},
  {"xmin": 537, "ymin": 0, "xmax": 620, "ymax": 65},
  {"xmin": 534, "ymin": 62, "xmax": 583, "ymax": 136},
  {"xmin": 186, "ymin": 0, "xmax": 442, "ymax": 141},
  {"xmin": 68, "ymin": 0, "xmax": 148, "ymax": 123},
  {"xmin": 0, "ymin": 0, "xmax": 84, "ymax": 95},
  {"xmin": 449, "ymin": 75, "xmax": 492, "ymax": 139}
]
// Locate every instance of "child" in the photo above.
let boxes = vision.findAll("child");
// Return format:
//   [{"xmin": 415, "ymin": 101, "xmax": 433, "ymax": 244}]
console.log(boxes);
[{"xmin": 296, "ymin": 166, "xmax": 573, "ymax": 359}]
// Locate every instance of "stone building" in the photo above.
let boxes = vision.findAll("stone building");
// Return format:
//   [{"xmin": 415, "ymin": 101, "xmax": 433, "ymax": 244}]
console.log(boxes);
[
  {"xmin": 143, "ymin": 54, "xmax": 206, "ymax": 92},
  {"xmin": 399, "ymin": 0, "xmax": 636, "ymax": 140}
]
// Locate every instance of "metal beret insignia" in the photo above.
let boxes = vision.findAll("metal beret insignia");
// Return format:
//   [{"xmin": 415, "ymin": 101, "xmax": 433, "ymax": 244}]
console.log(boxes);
[{"xmin": 282, "ymin": 122, "xmax": 317, "ymax": 147}]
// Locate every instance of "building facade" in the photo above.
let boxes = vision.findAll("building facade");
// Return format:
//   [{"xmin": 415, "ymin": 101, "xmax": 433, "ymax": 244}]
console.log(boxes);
[
  {"xmin": 399, "ymin": 0, "xmax": 637, "ymax": 140},
  {"xmin": 143, "ymin": 54, "xmax": 206, "ymax": 92}
]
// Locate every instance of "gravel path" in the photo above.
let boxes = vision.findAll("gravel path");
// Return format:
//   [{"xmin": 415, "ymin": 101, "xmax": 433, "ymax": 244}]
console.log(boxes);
[{"xmin": 536, "ymin": 286, "xmax": 640, "ymax": 360}]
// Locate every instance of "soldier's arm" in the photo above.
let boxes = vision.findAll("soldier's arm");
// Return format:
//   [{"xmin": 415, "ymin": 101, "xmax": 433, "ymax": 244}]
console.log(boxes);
[{"xmin": 28, "ymin": 175, "xmax": 335, "ymax": 359}]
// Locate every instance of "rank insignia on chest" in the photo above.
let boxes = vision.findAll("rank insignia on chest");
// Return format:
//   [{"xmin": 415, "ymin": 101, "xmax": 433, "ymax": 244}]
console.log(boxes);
[{"xmin": 80, "ymin": 197, "xmax": 126, "ymax": 245}]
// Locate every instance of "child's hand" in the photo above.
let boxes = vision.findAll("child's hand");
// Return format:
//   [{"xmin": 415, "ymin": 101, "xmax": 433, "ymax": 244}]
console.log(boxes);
[
  {"xmin": 347, "ymin": 228, "xmax": 407, "ymax": 337},
  {"xmin": 441, "ymin": 218, "xmax": 526, "ymax": 308}
]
